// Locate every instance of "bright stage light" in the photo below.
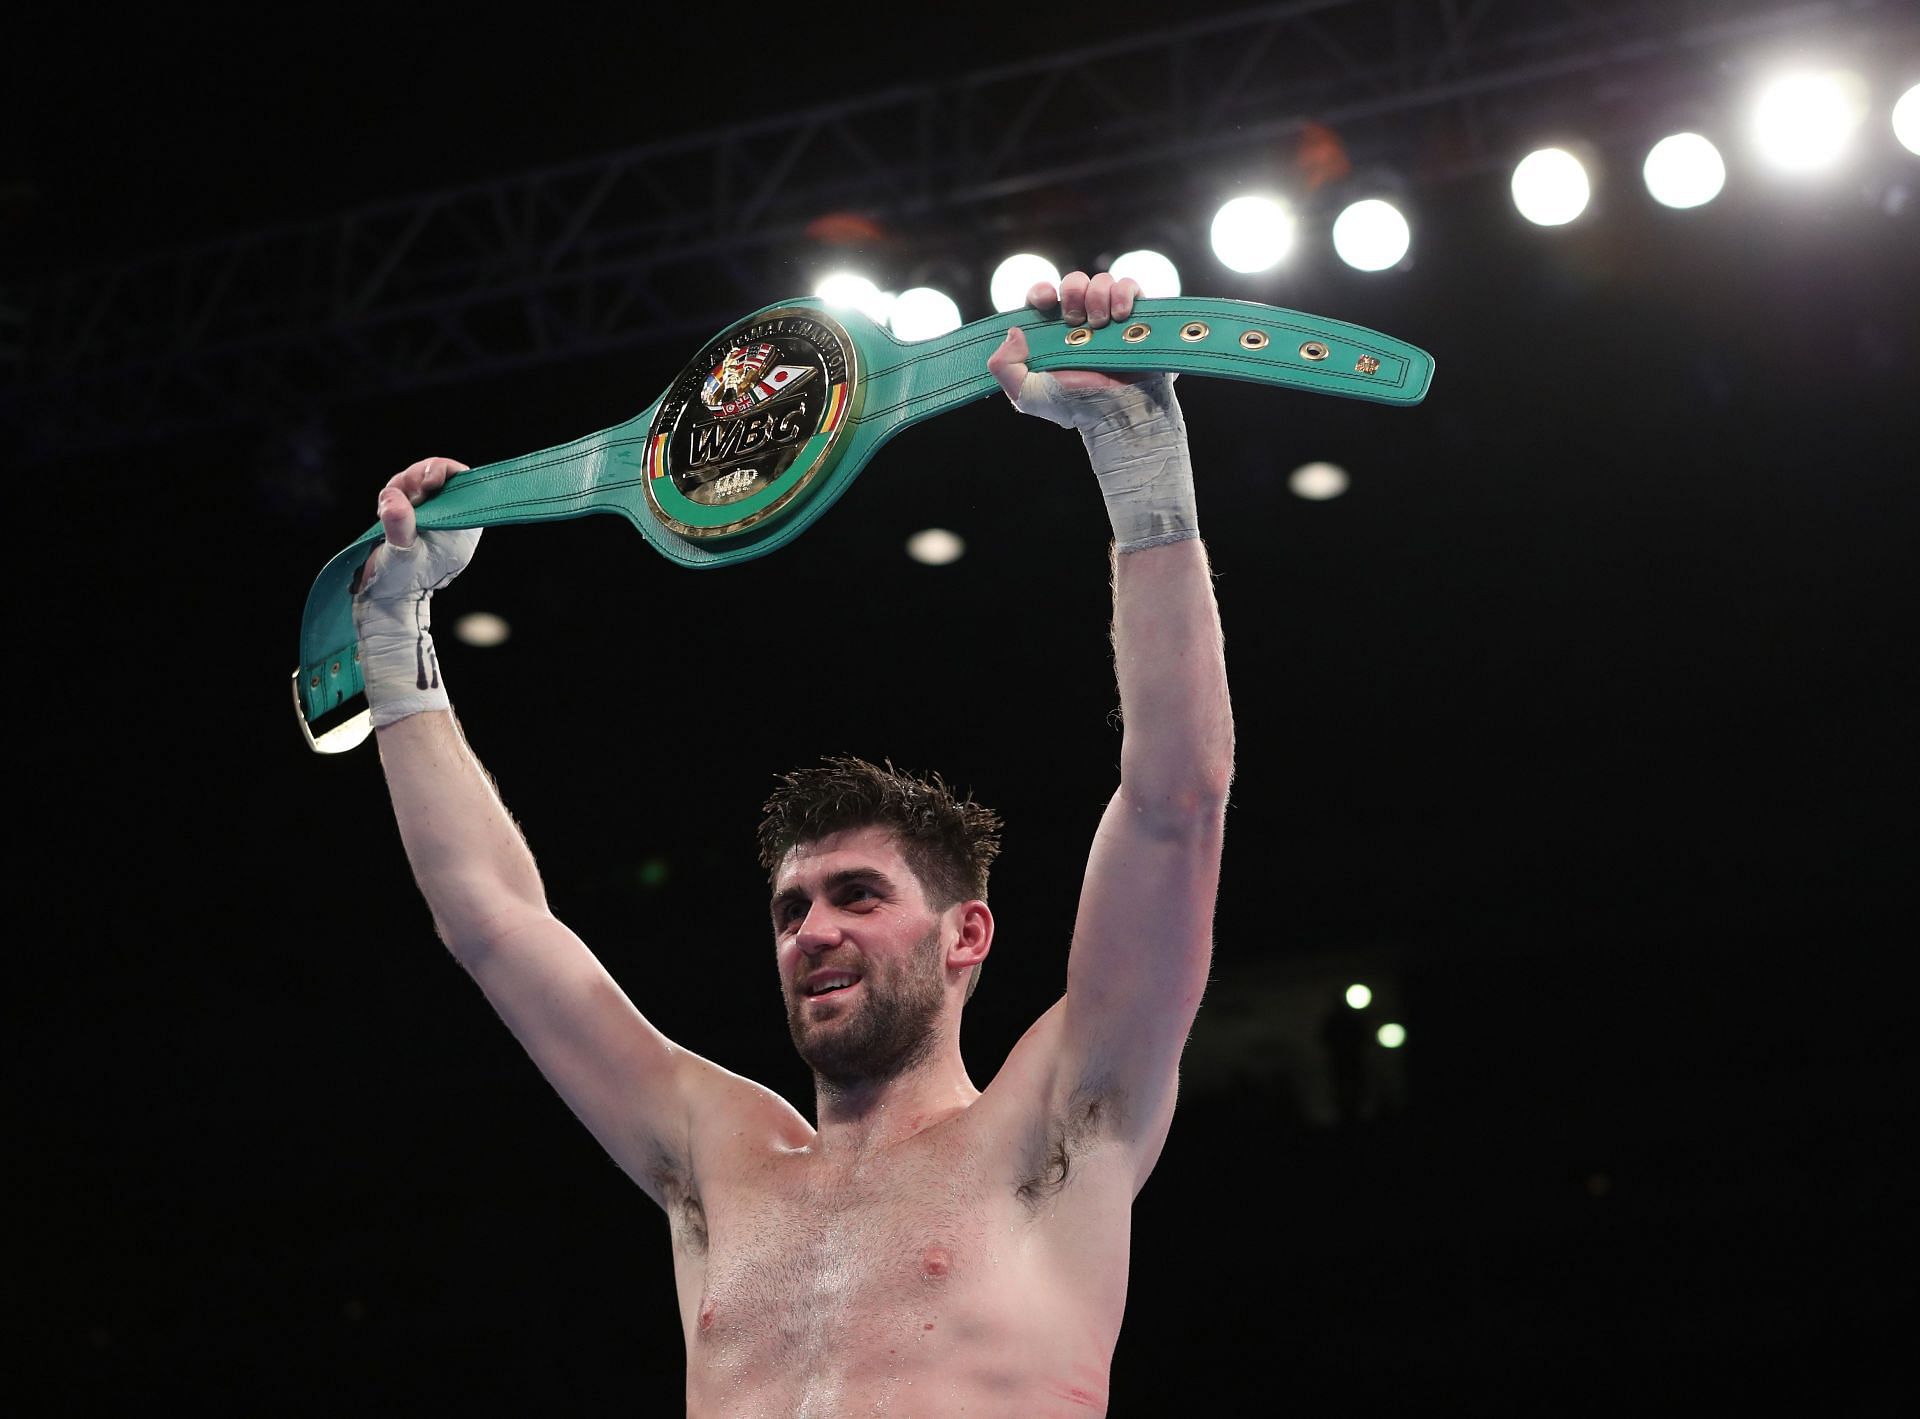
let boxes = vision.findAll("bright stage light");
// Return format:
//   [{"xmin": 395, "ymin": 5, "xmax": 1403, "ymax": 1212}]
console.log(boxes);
[
  {"xmin": 1643, "ymin": 132, "xmax": 1727, "ymax": 209},
  {"xmin": 1110, "ymin": 249, "xmax": 1181, "ymax": 297},
  {"xmin": 815, "ymin": 272, "xmax": 893, "ymax": 324},
  {"xmin": 1345, "ymin": 984, "xmax": 1373, "ymax": 1010},
  {"xmin": 1288, "ymin": 462, "xmax": 1349, "ymax": 500},
  {"xmin": 1753, "ymin": 70, "xmax": 1866, "ymax": 173},
  {"xmin": 452, "ymin": 612, "xmax": 510, "ymax": 648},
  {"xmin": 1331, "ymin": 199, "xmax": 1411, "ymax": 271},
  {"xmin": 990, "ymin": 254, "xmax": 1062, "ymax": 313},
  {"xmin": 1210, "ymin": 195, "xmax": 1296, "ymax": 273},
  {"xmin": 906, "ymin": 528, "xmax": 966, "ymax": 565},
  {"xmin": 1376, "ymin": 1022, "xmax": 1407, "ymax": 1049},
  {"xmin": 1894, "ymin": 82, "xmax": 1920, "ymax": 156},
  {"xmin": 1511, "ymin": 148, "xmax": 1592, "ymax": 226},
  {"xmin": 890, "ymin": 287, "xmax": 962, "ymax": 341}
]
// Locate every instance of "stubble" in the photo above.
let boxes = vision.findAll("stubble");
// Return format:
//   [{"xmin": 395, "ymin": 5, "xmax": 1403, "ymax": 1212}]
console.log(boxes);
[{"xmin": 787, "ymin": 926, "xmax": 945, "ymax": 1089}]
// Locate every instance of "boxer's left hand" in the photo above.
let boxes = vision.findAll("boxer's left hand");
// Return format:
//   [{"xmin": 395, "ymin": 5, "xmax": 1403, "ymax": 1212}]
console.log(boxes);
[
  {"xmin": 987, "ymin": 270, "xmax": 1149, "ymax": 399},
  {"xmin": 986, "ymin": 270, "xmax": 1193, "ymax": 547}
]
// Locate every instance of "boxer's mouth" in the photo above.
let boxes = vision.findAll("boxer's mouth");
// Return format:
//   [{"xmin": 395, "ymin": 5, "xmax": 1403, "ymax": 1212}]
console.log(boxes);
[{"xmin": 802, "ymin": 971, "xmax": 862, "ymax": 997}]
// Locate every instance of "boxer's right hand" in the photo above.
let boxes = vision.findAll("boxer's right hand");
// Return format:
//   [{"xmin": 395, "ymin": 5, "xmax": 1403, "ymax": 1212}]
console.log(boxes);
[
  {"xmin": 354, "ymin": 457, "xmax": 477, "ymax": 604},
  {"xmin": 375, "ymin": 456, "xmax": 464, "ymax": 548},
  {"xmin": 351, "ymin": 456, "xmax": 480, "ymax": 726}
]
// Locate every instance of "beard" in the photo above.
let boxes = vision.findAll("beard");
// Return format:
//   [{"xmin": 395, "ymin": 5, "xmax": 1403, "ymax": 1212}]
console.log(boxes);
[{"xmin": 787, "ymin": 927, "xmax": 945, "ymax": 1089}]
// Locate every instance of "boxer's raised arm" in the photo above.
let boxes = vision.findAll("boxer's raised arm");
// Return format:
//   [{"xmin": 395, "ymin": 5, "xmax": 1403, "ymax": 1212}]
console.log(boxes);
[
  {"xmin": 1061, "ymin": 536, "xmax": 1230, "ymax": 1184},
  {"xmin": 359, "ymin": 459, "xmax": 789, "ymax": 1209},
  {"xmin": 355, "ymin": 455, "xmax": 542, "ymax": 951},
  {"xmin": 989, "ymin": 275, "xmax": 1233, "ymax": 1189},
  {"xmin": 374, "ymin": 709, "xmax": 741, "ymax": 1209}
]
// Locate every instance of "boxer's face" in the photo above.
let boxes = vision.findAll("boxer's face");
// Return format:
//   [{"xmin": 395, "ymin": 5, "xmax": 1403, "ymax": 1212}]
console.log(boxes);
[{"xmin": 772, "ymin": 826, "xmax": 953, "ymax": 1086}]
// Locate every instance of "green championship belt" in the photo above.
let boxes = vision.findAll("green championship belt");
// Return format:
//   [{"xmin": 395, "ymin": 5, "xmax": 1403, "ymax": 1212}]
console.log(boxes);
[{"xmin": 295, "ymin": 295, "xmax": 1434, "ymax": 751}]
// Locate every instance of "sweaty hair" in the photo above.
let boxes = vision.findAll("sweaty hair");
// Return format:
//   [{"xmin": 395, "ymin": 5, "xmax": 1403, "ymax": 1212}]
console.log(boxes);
[{"xmin": 757, "ymin": 755, "xmax": 1002, "ymax": 909}]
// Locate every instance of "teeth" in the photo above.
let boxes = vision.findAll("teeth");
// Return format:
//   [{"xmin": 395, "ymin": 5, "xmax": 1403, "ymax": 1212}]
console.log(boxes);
[{"xmin": 807, "ymin": 976, "xmax": 858, "ymax": 996}]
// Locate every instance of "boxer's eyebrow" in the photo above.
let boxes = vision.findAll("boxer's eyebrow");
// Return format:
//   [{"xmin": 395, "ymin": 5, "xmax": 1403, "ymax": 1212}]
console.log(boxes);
[{"xmin": 771, "ymin": 868, "xmax": 894, "ymax": 921}]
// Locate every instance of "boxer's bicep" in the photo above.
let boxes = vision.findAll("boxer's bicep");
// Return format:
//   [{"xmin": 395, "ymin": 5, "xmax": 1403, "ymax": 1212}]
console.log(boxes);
[
  {"xmin": 457, "ymin": 910, "xmax": 760, "ymax": 1208},
  {"xmin": 1056, "ymin": 787, "xmax": 1223, "ymax": 1186}
]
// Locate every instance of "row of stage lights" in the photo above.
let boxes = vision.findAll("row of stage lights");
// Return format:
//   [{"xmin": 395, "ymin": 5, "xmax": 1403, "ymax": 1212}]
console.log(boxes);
[
  {"xmin": 866, "ymin": 69, "xmax": 1915, "ymax": 560},
  {"xmin": 816, "ymin": 71, "xmax": 1920, "ymax": 343}
]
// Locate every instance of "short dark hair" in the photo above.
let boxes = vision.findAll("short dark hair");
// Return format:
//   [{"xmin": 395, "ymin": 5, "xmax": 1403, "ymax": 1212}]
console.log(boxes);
[{"xmin": 757, "ymin": 755, "xmax": 1002, "ymax": 909}]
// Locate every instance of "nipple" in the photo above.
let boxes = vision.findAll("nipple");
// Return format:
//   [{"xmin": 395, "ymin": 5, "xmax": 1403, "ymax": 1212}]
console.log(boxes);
[
  {"xmin": 698, "ymin": 1298, "xmax": 717, "ymax": 1331},
  {"xmin": 921, "ymin": 1245, "xmax": 952, "ymax": 1279}
]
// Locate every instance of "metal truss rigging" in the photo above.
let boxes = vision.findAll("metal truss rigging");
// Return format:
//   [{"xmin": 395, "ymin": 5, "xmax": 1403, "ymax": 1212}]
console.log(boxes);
[{"xmin": 4, "ymin": 0, "xmax": 1901, "ymax": 456}]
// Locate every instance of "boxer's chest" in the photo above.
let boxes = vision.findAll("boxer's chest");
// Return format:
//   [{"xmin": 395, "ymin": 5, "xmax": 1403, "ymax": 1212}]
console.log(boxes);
[{"xmin": 692, "ymin": 1124, "xmax": 1017, "ymax": 1349}]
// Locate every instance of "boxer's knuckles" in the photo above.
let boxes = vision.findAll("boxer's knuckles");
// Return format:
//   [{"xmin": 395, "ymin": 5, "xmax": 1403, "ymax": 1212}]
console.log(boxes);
[
  {"xmin": 1018, "ymin": 271, "xmax": 1140, "ymax": 323},
  {"xmin": 1082, "ymin": 273, "xmax": 1140, "ymax": 328},
  {"xmin": 1085, "ymin": 273, "xmax": 1117, "ymax": 327},
  {"xmin": 361, "ymin": 456, "xmax": 470, "ymax": 588},
  {"xmin": 419, "ymin": 457, "xmax": 466, "ymax": 495},
  {"xmin": 1043, "ymin": 270, "xmax": 1142, "ymax": 333},
  {"xmin": 387, "ymin": 456, "xmax": 467, "ymax": 504},
  {"xmin": 990, "ymin": 274, "xmax": 1158, "ymax": 397},
  {"xmin": 1058, "ymin": 269, "xmax": 1090, "ymax": 320}
]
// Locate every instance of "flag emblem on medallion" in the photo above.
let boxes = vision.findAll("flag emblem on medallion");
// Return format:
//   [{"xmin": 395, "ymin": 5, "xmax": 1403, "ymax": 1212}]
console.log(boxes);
[{"xmin": 701, "ymin": 343, "xmax": 816, "ymax": 418}]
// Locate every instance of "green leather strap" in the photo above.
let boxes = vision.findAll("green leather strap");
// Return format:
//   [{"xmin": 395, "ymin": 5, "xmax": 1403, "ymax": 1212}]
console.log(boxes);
[
  {"xmin": 292, "ymin": 411, "xmax": 664, "ymax": 746},
  {"xmin": 295, "ymin": 296, "xmax": 1433, "ymax": 745}
]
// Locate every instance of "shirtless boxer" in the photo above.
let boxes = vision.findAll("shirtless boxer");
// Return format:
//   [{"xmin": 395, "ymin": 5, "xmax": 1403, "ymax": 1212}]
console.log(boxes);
[{"xmin": 355, "ymin": 270, "xmax": 1234, "ymax": 1416}]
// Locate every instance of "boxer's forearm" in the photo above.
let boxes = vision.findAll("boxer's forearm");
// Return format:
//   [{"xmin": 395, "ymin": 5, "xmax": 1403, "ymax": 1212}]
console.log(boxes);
[
  {"xmin": 1111, "ymin": 538, "xmax": 1234, "ymax": 822},
  {"xmin": 375, "ymin": 709, "xmax": 549, "ymax": 951}
]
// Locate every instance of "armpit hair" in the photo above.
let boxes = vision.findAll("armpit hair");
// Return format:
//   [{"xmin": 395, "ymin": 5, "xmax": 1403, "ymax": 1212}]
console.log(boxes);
[
  {"xmin": 1016, "ymin": 1076, "xmax": 1122, "ymax": 1211},
  {"xmin": 649, "ymin": 1145, "xmax": 708, "ymax": 1255}
]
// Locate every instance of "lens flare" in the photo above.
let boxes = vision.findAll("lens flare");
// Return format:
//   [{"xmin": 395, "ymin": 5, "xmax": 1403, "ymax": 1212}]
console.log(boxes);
[{"xmin": 1511, "ymin": 148, "xmax": 1592, "ymax": 226}]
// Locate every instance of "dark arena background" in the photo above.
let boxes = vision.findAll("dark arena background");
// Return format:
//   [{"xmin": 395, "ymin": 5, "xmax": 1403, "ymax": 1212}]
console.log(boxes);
[{"xmin": 10, "ymin": 3, "xmax": 1914, "ymax": 1413}]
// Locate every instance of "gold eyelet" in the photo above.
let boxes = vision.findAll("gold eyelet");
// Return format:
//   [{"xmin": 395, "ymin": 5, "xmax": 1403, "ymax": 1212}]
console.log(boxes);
[
  {"xmin": 1299, "ymin": 341, "xmax": 1330, "ymax": 361},
  {"xmin": 309, "ymin": 675, "xmax": 321, "ymax": 689},
  {"xmin": 1240, "ymin": 330, "xmax": 1270, "ymax": 351},
  {"xmin": 1122, "ymin": 322, "xmax": 1150, "ymax": 343},
  {"xmin": 1180, "ymin": 322, "xmax": 1210, "ymax": 342},
  {"xmin": 1065, "ymin": 327, "xmax": 1093, "ymax": 346},
  {"xmin": 330, "ymin": 661, "xmax": 341, "ymax": 675}
]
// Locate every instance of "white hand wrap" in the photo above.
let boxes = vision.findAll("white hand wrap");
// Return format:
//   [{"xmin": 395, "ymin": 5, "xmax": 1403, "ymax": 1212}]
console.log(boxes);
[
  {"xmin": 350, "ymin": 528, "xmax": 481, "ymax": 728},
  {"xmin": 1012, "ymin": 371, "xmax": 1197, "ymax": 552}
]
